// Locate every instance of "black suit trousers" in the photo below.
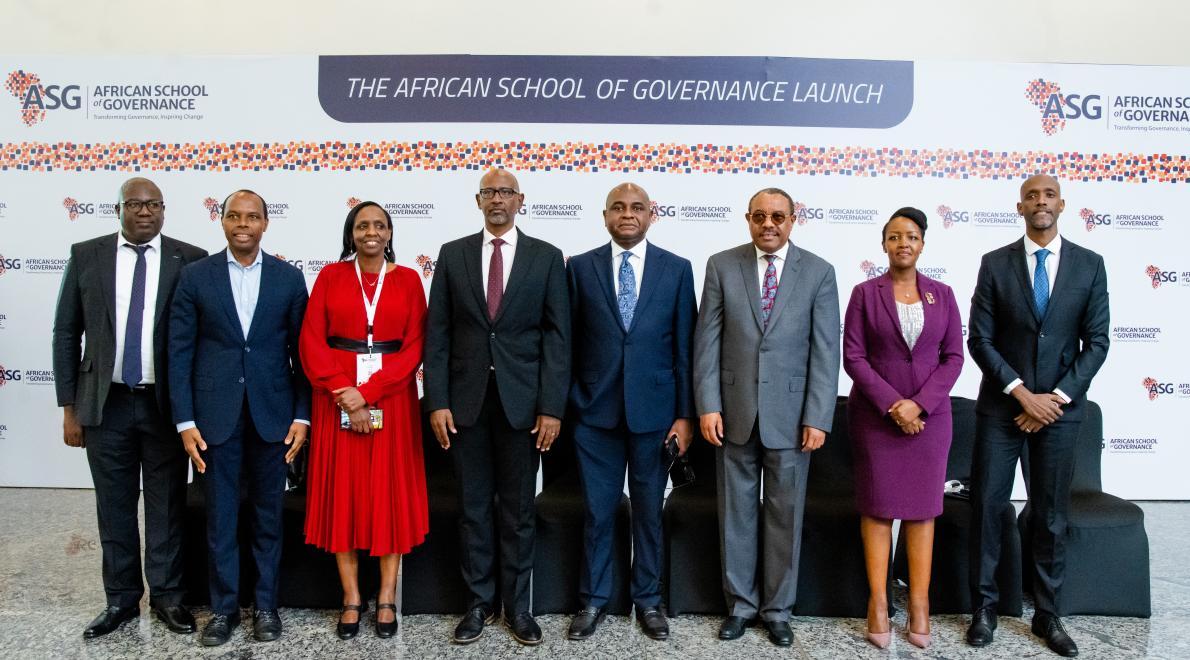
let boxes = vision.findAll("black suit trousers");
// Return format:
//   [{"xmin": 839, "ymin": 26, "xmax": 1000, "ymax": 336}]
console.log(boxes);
[
  {"xmin": 84, "ymin": 386, "xmax": 188, "ymax": 608},
  {"xmin": 969, "ymin": 414, "xmax": 1077, "ymax": 615},
  {"xmin": 452, "ymin": 374, "xmax": 540, "ymax": 615}
]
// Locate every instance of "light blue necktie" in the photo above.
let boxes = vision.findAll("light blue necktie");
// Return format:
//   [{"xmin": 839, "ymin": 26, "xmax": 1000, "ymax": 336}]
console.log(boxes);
[
  {"xmin": 617, "ymin": 251, "xmax": 637, "ymax": 331},
  {"xmin": 1033, "ymin": 248, "xmax": 1051, "ymax": 318}
]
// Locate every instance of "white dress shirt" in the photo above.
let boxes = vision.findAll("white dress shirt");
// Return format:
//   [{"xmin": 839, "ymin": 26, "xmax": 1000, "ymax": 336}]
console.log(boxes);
[
  {"xmin": 611, "ymin": 238, "xmax": 646, "ymax": 296},
  {"xmin": 481, "ymin": 227, "xmax": 517, "ymax": 299},
  {"xmin": 1003, "ymin": 233, "xmax": 1070, "ymax": 403},
  {"xmin": 754, "ymin": 242, "xmax": 791, "ymax": 294},
  {"xmin": 112, "ymin": 232, "xmax": 161, "ymax": 385}
]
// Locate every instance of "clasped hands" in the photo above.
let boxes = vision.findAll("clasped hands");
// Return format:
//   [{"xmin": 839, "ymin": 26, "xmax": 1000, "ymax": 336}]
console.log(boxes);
[
  {"xmin": 332, "ymin": 386, "xmax": 372, "ymax": 434},
  {"xmin": 888, "ymin": 399, "xmax": 925, "ymax": 435},
  {"xmin": 1011, "ymin": 387, "xmax": 1066, "ymax": 433}
]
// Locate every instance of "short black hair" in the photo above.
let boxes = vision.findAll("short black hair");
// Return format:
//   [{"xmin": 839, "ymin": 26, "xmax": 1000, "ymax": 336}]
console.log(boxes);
[
  {"xmin": 221, "ymin": 189, "xmax": 268, "ymax": 221},
  {"xmin": 882, "ymin": 206, "xmax": 927, "ymax": 239},
  {"xmin": 339, "ymin": 201, "xmax": 395, "ymax": 262},
  {"xmin": 748, "ymin": 187, "xmax": 795, "ymax": 213}
]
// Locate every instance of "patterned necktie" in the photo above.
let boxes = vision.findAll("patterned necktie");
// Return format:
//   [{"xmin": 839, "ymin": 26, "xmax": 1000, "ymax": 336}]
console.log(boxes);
[
  {"xmin": 1033, "ymin": 248, "xmax": 1051, "ymax": 318},
  {"xmin": 617, "ymin": 251, "xmax": 637, "ymax": 331},
  {"xmin": 487, "ymin": 238, "xmax": 505, "ymax": 321},
  {"xmin": 122, "ymin": 244, "xmax": 149, "ymax": 386},
  {"xmin": 760, "ymin": 254, "xmax": 778, "ymax": 328}
]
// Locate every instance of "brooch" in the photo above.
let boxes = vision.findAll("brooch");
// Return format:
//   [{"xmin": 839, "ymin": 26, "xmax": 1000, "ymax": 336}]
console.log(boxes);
[{"xmin": 924, "ymin": 292, "xmax": 936, "ymax": 305}]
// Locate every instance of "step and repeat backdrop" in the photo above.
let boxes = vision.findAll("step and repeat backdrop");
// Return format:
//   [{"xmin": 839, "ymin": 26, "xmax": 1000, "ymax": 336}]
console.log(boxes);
[{"xmin": 0, "ymin": 55, "xmax": 1187, "ymax": 496}]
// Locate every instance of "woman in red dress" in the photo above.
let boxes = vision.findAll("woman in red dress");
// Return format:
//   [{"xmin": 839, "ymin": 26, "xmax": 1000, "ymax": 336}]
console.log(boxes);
[{"xmin": 300, "ymin": 201, "xmax": 428, "ymax": 640}]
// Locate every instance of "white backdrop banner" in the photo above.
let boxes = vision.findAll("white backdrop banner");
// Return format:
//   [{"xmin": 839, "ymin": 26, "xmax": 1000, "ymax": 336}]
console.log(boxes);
[{"xmin": 0, "ymin": 55, "xmax": 1187, "ymax": 497}]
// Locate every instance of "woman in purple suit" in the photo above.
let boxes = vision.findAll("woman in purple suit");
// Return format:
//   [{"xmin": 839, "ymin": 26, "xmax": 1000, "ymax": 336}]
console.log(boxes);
[{"xmin": 843, "ymin": 207, "xmax": 964, "ymax": 649}]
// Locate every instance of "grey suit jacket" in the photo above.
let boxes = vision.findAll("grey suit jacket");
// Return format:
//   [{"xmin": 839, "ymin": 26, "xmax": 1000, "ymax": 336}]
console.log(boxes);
[
  {"xmin": 694, "ymin": 242, "xmax": 841, "ymax": 449},
  {"xmin": 52, "ymin": 232, "xmax": 208, "ymax": 426}
]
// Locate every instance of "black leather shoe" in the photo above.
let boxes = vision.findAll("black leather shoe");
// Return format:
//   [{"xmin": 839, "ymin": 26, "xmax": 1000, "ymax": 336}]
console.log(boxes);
[
  {"xmin": 453, "ymin": 605, "xmax": 495, "ymax": 644},
  {"xmin": 765, "ymin": 620, "xmax": 794, "ymax": 647},
  {"xmin": 83, "ymin": 605, "xmax": 139, "ymax": 639},
  {"xmin": 636, "ymin": 607, "xmax": 669, "ymax": 640},
  {"xmin": 337, "ymin": 602, "xmax": 367, "ymax": 640},
  {"xmin": 375, "ymin": 603, "xmax": 398, "ymax": 639},
  {"xmin": 200, "ymin": 612, "xmax": 240, "ymax": 647},
  {"xmin": 505, "ymin": 612, "xmax": 543, "ymax": 646},
  {"xmin": 718, "ymin": 615, "xmax": 756, "ymax": 640},
  {"xmin": 152, "ymin": 604, "xmax": 196, "ymax": 634},
  {"xmin": 966, "ymin": 605, "xmax": 998, "ymax": 647},
  {"xmin": 1032, "ymin": 611, "xmax": 1079, "ymax": 657},
  {"xmin": 567, "ymin": 606, "xmax": 606, "ymax": 640},
  {"xmin": 253, "ymin": 609, "xmax": 282, "ymax": 642}
]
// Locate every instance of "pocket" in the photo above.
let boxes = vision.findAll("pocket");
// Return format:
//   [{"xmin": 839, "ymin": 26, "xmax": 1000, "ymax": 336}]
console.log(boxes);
[
  {"xmin": 788, "ymin": 375, "xmax": 806, "ymax": 393},
  {"xmin": 79, "ymin": 357, "xmax": 93, "ymax": 373},
  {"xmin": 654, "ymin": 369, "xmax": 675, "ymax": 385},
  {"xmin": 721, "ymin": 369, "xmax": 735, "ymax": 385}
]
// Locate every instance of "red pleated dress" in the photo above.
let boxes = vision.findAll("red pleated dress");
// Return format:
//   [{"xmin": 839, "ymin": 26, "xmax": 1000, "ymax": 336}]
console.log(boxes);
[{"xmin": 300, "ymin": 260, "xmax": 429, "ymax": 555}]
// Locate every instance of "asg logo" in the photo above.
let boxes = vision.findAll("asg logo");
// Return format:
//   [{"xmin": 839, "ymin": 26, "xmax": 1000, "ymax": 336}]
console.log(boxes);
[
  {"xmin": 1145, "ymin": 265, "xmax": 1177, "ymax": 288},
  {"xmin": 415, "ymin": 255, "xmax": 437, "ymax": 279},
  {"xmin": 1080, "ymin": 208, "xmax": 1111, "ymax": 231},
  {"xmin": 1024, "ymin": 79, "xmax": 1102, "ymax": 135},
  {"xmin": 5, "ymin": 70, "xmax": 82, "ymax": 126},
  {"xmin": 793, "ymin": 202, "xmax": 822, "ymax": 225},
  {"xmin": 860, "ymin": 260, "xmax": 887, "ymax": 280},
  {"xmin": 1143, "ymin": 377, "xmax": 1175, "ymax": 400},
  {"xmin": 650, "ymin": 201, "xmax": 675, "ymax": 221},
  {"xmin": 273, "ymin": 254, "xmax": 304, "ymax": 272},
  {"xmin": 347, "ymin": 197, "xmax": 362, "ymax": 209},
  {"xmin": 0, "ymin": 366, "xmax": 20, "ymax": 386},
  {"xmin": 61, "ymin": 198, "xmax": 114, "ymax": 221},
  {"xmin": 203, "ymin": 197, "xmax": 221, "ymax": 221},
  {"xmin": 0, "ymin": 254, "xmax": 20, "ymax": 275},
  {"xmin": 936, "ymin": 205, "xmax": 969, "ymax": 229}
]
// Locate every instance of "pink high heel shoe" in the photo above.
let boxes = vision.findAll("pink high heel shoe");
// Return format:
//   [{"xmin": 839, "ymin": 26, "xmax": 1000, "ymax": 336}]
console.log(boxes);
[
  {"xmin": 865, "ymin": 620, "xmax": 892, "ymax": 649},
  {"xmin": 906, "ymin": 615, "xmax": 931, "ymax": 649}
]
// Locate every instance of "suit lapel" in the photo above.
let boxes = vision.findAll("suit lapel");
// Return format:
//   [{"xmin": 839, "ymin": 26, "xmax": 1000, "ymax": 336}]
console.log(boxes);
[
  {"xmin": 591, "ymin": 243, "xmax": 623, "ymax": 334},
  {"xmin": 244, "ymin": 253, "xmax": 272, "ymax": 343},
  {"xmin": 1008, "ymin": 239, "xmax": 1041, "ymax": 325},
  {"xmin": 875, "ymin": 272, "xmax": 908, "ymax": 351},
  {"xmin": 493, "ymin": 228, "xmax": 533, "ymax": 324},
  {"xmin": 1044, "ymin": 240, "xmax": 1077, "ymax": 328},
  {"xmin": 764, "ymin": 244, "xmax": 802, "ymax": 334},
  {"xmin": 913, "ymin": 273, "xmax": 937, "ymax": 356},
  {"xmin": 214, "ymin": 249, "xmax": 246, "ymax": 341},
  {"xmin": 154, "ymin": 236, "xmax": 183, "ymax": 334},
  {"xmin": 628, "ymin": 242, "xmax": 664, "ymax": 334},
  {"xmin": 737, "ymin": 245, "xmax": 764, "ymax": 331},
  {"xmin": 97, "ymin": 233, "xmax": 118, "ymax": 335},
  {"xmin": 461, "ymin": 231, "xmax": 488, "ymax": 323}
]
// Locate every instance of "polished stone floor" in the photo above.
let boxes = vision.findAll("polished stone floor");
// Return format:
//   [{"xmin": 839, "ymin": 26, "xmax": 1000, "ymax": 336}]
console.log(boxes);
[{"xmin": 0, "ymin": 488, "xmax": 1185, "ymax": 659}]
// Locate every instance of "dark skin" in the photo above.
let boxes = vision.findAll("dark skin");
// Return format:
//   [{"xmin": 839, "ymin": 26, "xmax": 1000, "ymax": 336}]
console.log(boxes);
[
  {"xmin": 430, "ymin": 168, "xmax": 561, "ymax": 452},
  {"xmin": 1011, "ymin": 174, "xmax": 1067, "ymax": 433}
]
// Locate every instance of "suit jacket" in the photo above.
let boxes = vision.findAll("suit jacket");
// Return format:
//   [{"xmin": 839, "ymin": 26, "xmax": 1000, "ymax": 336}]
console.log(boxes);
[
  {"xmin": 694, "ymin": 242, "xmax": 841, "ymax": 449},
  {"xmin": 567, "ymin": 241, "xmax": 697, "ymax": 433},
  {"xmin": 423, "ymin": 228, "xmax": 570, "ymax": 430},
  {"xmin": 967, "ymin": 237, "xmax": 1110, "ymax": 421},
  {"xmin": 168, "ymin": 250, "xmax": 311, "ymax": 445},
  {"xmin": 843, "ymin": 272, "xmax": 964, "ymax": 417},
  {"xmin": 52, "ymin": 232, "xmax": 208, "ymax": 426}
]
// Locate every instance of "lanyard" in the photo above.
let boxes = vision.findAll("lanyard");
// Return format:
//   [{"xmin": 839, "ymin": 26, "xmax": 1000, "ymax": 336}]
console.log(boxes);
[{"xmin": 353, "ymin": 258, "xmax": 387, "ymax": 352}]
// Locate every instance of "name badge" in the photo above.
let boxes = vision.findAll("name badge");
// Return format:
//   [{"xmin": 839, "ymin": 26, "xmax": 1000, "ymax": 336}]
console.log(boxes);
[
  {"xmin": 340, "ymin": 408, "xmax": 384, "ymax": 430},
  {"xmin": 356, "ymin": 353, "xmax": 382, "ymax": 386}
]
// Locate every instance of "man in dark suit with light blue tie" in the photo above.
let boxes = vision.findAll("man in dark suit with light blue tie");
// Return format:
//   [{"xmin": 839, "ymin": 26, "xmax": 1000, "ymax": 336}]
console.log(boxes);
[
  {"xmin": 565, "ymin": 183, "xmax": 697, "ymax": 642},
  {"xmin": 168, "ymin": 190, "xmax": 311, "ymax": 647},
  {"xmin": 966, "ymin": 174, "xmax": 1110, "ymax": 658}
]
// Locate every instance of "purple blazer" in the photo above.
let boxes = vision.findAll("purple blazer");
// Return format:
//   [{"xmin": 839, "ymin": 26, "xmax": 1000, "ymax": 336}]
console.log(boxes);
[{"xmin": 843, "ymin": 272, "xmax": 964, "ymax": 418}]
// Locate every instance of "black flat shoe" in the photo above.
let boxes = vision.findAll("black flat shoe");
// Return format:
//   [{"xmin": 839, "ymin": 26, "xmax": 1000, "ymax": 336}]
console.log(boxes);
[
  {"xmin": 152, "ymin": 604, "xmax": 196, "ymax": 634},
  {"xmin": 1032, "ymin": 611, "xmax": 1079, "ymax": 657},
  {"xmin": 718, "ymin": 615, "xmax": 756, "ymax": 640},
  {"xmin": 83, "ymin": 605, "xmax": 139, "ymax": 639},
  {"xmin": 253, "ymin": 609, "xmax": 282, "ymax": 642},
  {"xmin": 567, "ymin": 606, "xmax": 606, "ymax": 640},
  {"xmin": 453, "ymin": 605, "xmax": 495, "ymax": 644},
  {"xmin": 375, "ymin": 603, "xmax": 398, "ymax": 639},
  {"xmin": 337, "ymin": 602, "xmax": 367, "ymax": 640},
  {"xmin": 200, "ymin": 612, "xmax": 240, "ymax": 647},
  {"xmin": 966, "ymin": 605, "xmax": 998, "ymax": 647},
  {"xmin": 765, "ymin": 620, "xmax": 794, "ymax": 647},
  {"xmin": 505, "ymin": 612, "xmax": 543, "ymax": 646},
  {"xmin": 636, "ymin": 607, "xmax": 669, "ymax": 640}
]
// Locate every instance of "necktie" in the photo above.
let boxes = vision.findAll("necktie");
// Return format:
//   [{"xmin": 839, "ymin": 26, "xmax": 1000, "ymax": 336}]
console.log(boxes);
[
  {"xmin": 617, "ymin": 251, "xmax": 637, "ymax": 331},
  {"xmin": 487, "ymin": 238, "xmax": 505, "ymax": 321},
  {"xmin": 760, "ymin": 254, "xmax": 778, "ymax": 328},
  {"xmin": 1033, "ymin": 248, "xmax": 1051, "ymax": 318},
  {"xmin": 122, "ymin": 244, "xmax": 149, "ymax": 386}
]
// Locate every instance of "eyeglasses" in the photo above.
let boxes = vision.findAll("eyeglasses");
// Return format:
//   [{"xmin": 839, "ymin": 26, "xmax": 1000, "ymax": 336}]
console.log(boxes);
[
  {"xmin": 748, "ymin": 211, "xmax": 788, "ymax": 225},
  {"xmin": 122, "ymin": 200, "xmax": 164, "ymax": 212},
  {"xmin": 478, "ymin": 188, "xmax": 520, "ymax": 200}
]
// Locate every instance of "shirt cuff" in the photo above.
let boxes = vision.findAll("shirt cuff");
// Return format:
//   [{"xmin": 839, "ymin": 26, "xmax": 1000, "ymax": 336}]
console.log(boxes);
[
  {"xmin": 1053, "ymin": 389, "xmax": 1072, "ymax": 404},
  {"xmin": 293, "ymin": 418, "xmax": 310, "ymax": 426},
  {"xmin": 176, "ymin": 421, "xmax": 196, "ymax": 433},
  {"xmin": 1002, "ymin": 378, "xmax": 1023, "ymax": 395}
]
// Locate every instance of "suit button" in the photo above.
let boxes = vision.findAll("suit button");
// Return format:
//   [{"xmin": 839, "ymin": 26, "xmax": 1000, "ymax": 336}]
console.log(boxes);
[
  {"xmin": 238, "ymin": 377, "xmax": 245, "ymax": 383},
  {"xmin": 1040, "ymin": 332, "xmax": 1046, "ymax": 338},
  {"xmin": 905, "ymin": 358, "xmax": 912, "ymax": 363},
  {"xmin": 490, "ymin": 333, "xmax": 496, "ymax": 339},
  {"xmin": 245, "ymin": 347, "xmax": 251, "ymax": 352}
]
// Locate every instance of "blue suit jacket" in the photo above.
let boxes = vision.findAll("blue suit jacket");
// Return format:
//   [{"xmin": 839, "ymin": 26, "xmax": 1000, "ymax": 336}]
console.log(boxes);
[
  {"xmin": 567, "ymin": 241, "xmax": 697, "ymax": 433},
  {"xmin": 168, "ymin": 250, "xmax": 311, "ymax": 445}
]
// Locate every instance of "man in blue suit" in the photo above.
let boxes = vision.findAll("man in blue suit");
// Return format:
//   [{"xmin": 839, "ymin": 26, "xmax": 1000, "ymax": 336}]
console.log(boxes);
[
  {"xmin": 168, "ymin": 190, "xmax": 311, "ymax": 647},
  {"xmin": 565, "ymin": 183, "xmax": 697, "ymax": 641}
]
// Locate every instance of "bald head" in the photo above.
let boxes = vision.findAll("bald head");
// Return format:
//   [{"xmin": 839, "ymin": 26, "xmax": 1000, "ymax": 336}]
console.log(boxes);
[
  {"xmin": 118, "ymin": 177, "xmax": 160, "ymax": 204},
  {"xmin": 605, "ymin": 182, "xmax": 650, "ymax": 210},
  {"xmin": 1020, "ymin": 174, "xmax": 1061, "ymax": 198},
  {"xmin": 116, "ymin": 177, "xmax": 164, "ymax": 244},
  {"xmin": 1017, "ymin": 173, "xmax": 1064, "ymax": 240}
]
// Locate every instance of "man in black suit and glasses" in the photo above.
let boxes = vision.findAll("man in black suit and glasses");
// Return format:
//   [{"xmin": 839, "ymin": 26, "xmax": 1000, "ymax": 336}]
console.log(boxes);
[
  {"xmin": 52, "ymin": 177, "xmax": 208, "ymax": 638},
  {"xmin": 966, "ymin": 174, "xmax": 1110, "ymax": 658},
  {"xmin": 424, "ymin": 168, "xmax": 570, "ymax": 646}
]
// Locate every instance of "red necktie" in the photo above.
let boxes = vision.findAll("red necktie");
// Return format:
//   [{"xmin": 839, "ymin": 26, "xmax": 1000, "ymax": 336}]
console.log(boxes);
[{"xmin": 487, "ymin": 238, "xmax": 505, "ymax": 321}]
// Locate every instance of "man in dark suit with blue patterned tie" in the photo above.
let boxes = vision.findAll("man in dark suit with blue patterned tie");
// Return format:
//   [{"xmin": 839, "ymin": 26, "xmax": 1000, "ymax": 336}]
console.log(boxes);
[
  {"xmin": 565, "ymin": 183, "xmax": 697, "ymax": 642},
  {"xmin": 966, "ymin": 174, "xmax": 1110, "ymax": 658}
]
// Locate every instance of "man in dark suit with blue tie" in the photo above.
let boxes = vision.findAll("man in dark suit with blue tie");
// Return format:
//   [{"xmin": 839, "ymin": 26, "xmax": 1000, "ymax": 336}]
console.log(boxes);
[
  {"xmin": 168, "ymin": 190, "xmax": 311, "ymax": 647},
  {"xmin": 53, "ymin": 177, "xmax": 207, "ymax": 638},
  {"xmin": 565, "ymin": 183, "xmax": 697, "ymax": 642},
  {"xmin": 966, "ymin": 174, "xmax": 1110, "ymax": 658}
]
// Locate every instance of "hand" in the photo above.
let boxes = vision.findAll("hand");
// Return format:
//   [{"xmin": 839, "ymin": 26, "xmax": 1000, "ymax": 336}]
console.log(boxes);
[
  {"xmin": 888, "ymin": 399, "xmax": 923, "ymax": 427},
  {"xmin": 63, "ymin": 405, "xmax": 84, "ymax": 448},
  {"xmin": 332, "ymin": 386, "xmax": 367, "ymax": 414},
  {"xmin": 533, "ymin": 415, "xmax": 561, "ymax": 452},
  {"xmin": 801, "ymin": 425, "xmax": 826, "ymax": 452},
  {"xmin": 667, "ymin": 418, "xmax": 694, "ymax": 455},
  {"xmin": 348, "ymin": 408, "xmax": 372, "ymax": 434},
  {"xmin": 899, "ymin": 417, "xmax": 926, "ymax": 435},
  {"xmin": 1011, "ymin": 386, "xmax": 1064, "ymax": 425},
  {"xmin": 284, "ymin": 422, "xmax": 309, "ymax": 463},
  {"xmin": 699, "ymin": 412, "xmax": 724, "ymax": 447},
  {"xmin": 181, "ymin": 427, "xmax": 207, "ymax": 473},
  {"xmin": 1014, "ymin": 413, "xmax": 1045, "ymax": 434},
  {"xmin": 429, "ymin": 409, "xmax": 456, "ymax": 449}
]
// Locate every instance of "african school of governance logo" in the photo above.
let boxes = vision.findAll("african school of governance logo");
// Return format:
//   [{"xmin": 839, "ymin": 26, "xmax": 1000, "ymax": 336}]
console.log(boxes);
[
  {"xmin": 1079, "ymin": 207, "xmax": 1163, "ymax": 232},
  {"xmin": 414, "ymin": 255, "xmax": 436, "ymax": 279},
  {"xmin": 1142, "ymin": 377, "xmax": 1190, "ymax": 401},
  {"xmin": 1023, "ymin": 79, "xmax": 1102, "ymax": 135},
  {"xmin": 62, "ymin": 198, "xmax": 117, "ymax": 221},
  {"xmin": 860, "ymin": 260, "xmax": 887, "ymax": 280},
  {"xmin": 1144, "ymin": 265, "xmax": 1190, "ymax": 289},
  {"xmin": 936, "ymin": 203, "xmax": 1018, "ymax": 229},
  {"xmin": 203, "ymin": 197, "xmax": 221, "ymax": 221},
  {"xmin": 1113, "ymin": 326, "xmax": 1161, "ymax": 343}
]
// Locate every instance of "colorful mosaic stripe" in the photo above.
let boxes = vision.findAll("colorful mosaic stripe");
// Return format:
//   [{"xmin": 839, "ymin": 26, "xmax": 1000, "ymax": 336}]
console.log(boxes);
[{"xmin": 0, "ymin": 141, "xmax": 1185, "ymax": 182}]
